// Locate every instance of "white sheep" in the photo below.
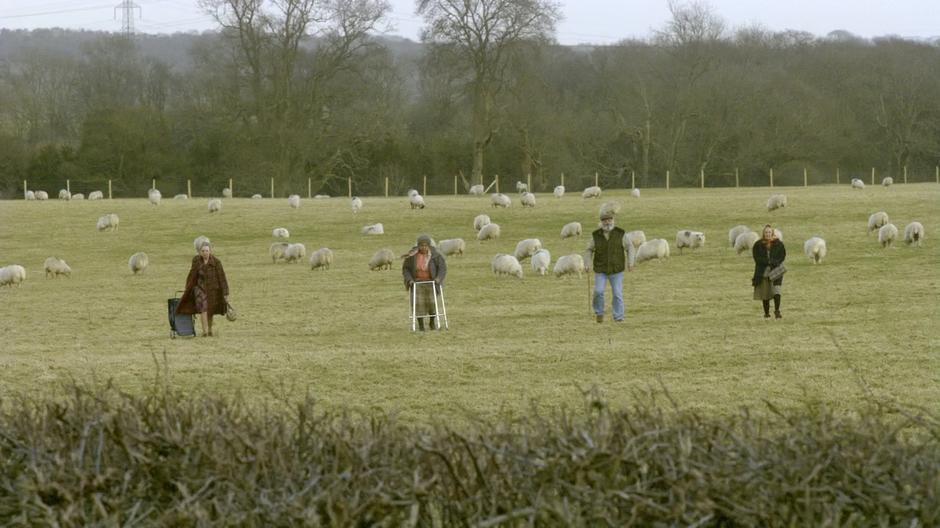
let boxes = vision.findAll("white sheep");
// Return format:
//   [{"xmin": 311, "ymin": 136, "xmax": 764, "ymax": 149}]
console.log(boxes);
[
  {"xmin": 26, "ymin": 191, "xmax": 36, "ymax": 200},
  {"xmin": 882, "ymin": 177, "xmax": 893, "ymax": 187},
  {"xmin": 71, "ymin": 193, "xmax": 85, "ymax": 200},
  {"xmin": 868, "ymin": 211, "xmax": 889, "ymax": 233},
  {"xmin": 368, "ymin": 249, "xmax": 395, "ymax": 271},
  {"xmin": 631, "ymin": 188, "xmax": 640, "ymax": 198},
  {"xmin": 516, "ymin": 181, "xmax": 528, "ymax": 193},
  {"xmin": 407, "ymin": 189, "xmax": 419, "ymax": 198},
  {"xmin": 208, "ymin": 198, "xmax": 222, "ymax": 213},
  {"xmin": 767, "ymin": 194, "xmax": 787, "ymax": 211},
  {"xmin": 803, "ymin": 237, "xmax": 827, "ymax": 264},
  {"xmin": 473, "ymin": 214, "xmax": 491, "ymax": 232},
  {"xmin": 676, "ymin": 230, "xmax": 706, "ymax": 253},
  {"xmin": 35, "ymin": 190, "xmax": 49, "ymax": 200},
  {"xmin": 288, "ymin": 194, "xmax": 301, "ymax": 209},
  {"xmin": 148, "ymin": 189, "xmax": 161, "ymax": 205},
  {"xmin": 553, "ymin": 254, "xmax": 585, "ymax": 278},
  {"xmin": 270, "ymin": 242, "xmax": 289, "ymax": 263},
  {"xmin": 193, "ymin": 236, "xmax": 211, "ymax": 253},
  {"xmin": 410, "ymin": 193, "xmax": 426, "ymax": 209},
  {"xmin": 174, "ymin": 194, "xmax": 188, "ymax": 200},
  {"xmin": 314, "ymin": 194, "xmax": 330, "ymax": 199},
  {"xmin": 904, "ymin": 222, "xmax": 924, "ymax": 247},
  {"xmin": 361, "ymin": 223, "xmax": 384, "ymax": 235},
  {"xmin": 469, "ymin": 184, "xmax": 485, "ymax": 196},
  {"xmin": 58, "ymin": 189, "xmax": 71, "ymax": 200},
  {"xmin": 553, "ymin": 185, "xmax": 565, "ymax": 198},
  {"xmin": 96, "ymin": 213, "xmax": 119, "ymax": 232},
  {"xmin": 272, "ymin": 227, "xmax": 290, "ymax": 239},
  {"xmin": 88, "ymin": 191, "xmax": 103, "ymax": 200},
  {"xmin": 491, "ymin": 253, "xmax": 523, "ymax": 278},
  {"xmin": 734, "ymin": 231, "xmax": 760, "ymax": 255},
  {"xmin": 251, "ymin": 194, "xmax": 262, "ymax": 200},
  {"xmin": 351, "ymin": 196, "xmax": 363, "ymax": 213},
  {"xmin": 851, "ymin": 178, "xmax": 865, "ymax": 189},
  {"xmin": 438, "ymin": 238, "xmax": 466, "ymax": 257},
  {"xmin": 560, "ymin": 222, "xmax": 582, "ymax": 239},
  {"xmin": 878, "ymin": 224, "xmax": 898, "ymax": 248},
  {"xmin": 635, "ymin": 239, "xmax": 670, "ymax": 264},
  {"xmin": 598, "ymin": 201, "xmax": 621, "ymax": 219},
  {"xmin": 623, "ymin": 230, "xmax": 647, "ymax": 269},
  {"xmin": 222, "ymin": 188, "xmax": 233, "ymax": 198},
  {"xmin": 284, "ymin": 243, "xmax": 307, "ymax": 263},
  {"xmin": 491, "ymin": 193, "xmax": 511, "ymax": 208},
  {"xmin": 477, "ymin": 223, "xmax": 500, "ymax": 241},
  {"xmin": 520, "ymin": 192, "xmax": 536, "ymax": 208},
  {"xmin": 582, "ymin": 185, "xmax": 602, "ymax": 199},
  {"xmin": 44, "ymin": 257, "xmax": 72, "ymax": 278},
  {"xmin": 0, "ymin": 265, "xmax": 27, "ymax": 287},
  {"xmin": 128, "ymin": 252, "xmax": 149, "ymax": 274},
  {"xmin": 728, "ymin": 225, "xmax": 750, "ymax": 247},
  {"xmin": 309, "ymin": 248, "xmax": 334, "ymax": 270},
  {"xmin": 514, "ymin": 238, "xmax": 542, "ymax": 261},
  {"xmin": 531, "ymin": 249, "xmax": 551, "ymax": 276}
]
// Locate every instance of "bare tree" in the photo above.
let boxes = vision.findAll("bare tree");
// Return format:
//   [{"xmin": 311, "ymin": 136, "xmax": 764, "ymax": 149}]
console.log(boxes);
[{"xmin": 417, "ymin": 0, "xmax": 560, "ymax": 183}]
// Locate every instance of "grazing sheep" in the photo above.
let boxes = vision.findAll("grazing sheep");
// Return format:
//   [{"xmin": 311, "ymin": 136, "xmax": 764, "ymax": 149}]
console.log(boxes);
[
  {"xmin": 473, "ymin": 214, "xmax": 491, "ymax": 232},
  {"xmin": 477, "ymin": 223, "xmax": 500, "ymax": 241},
  {"xmin": 878, "ymin": 224, "xmax": 898, "ymax": 248},
  {"xmin": 368, "ymin": 249, "xmax": 395, "ymax": 271},
  {"xmin": 270, "ymin": 242, "xmax": 289, "ymax": 263},
  {"xmin": 272, "ymin": 227, "xmax": 290, "ymax": 239},
  {"xmin": 71, "ymin": 193, "xmax": 85, "ymax": 200},
  {"xmin": 128, "ymin": 252, "xmax": 149, "ymax": 274},
  {"xmin": 351, "ymin": 196, "xmax": 363, "ymax": 213},
  {"xmin": 882, "ymin": 177, "xmax": 893, "ymax": 187},
  {"xmin": 531, "ymin": 249, "xmax": 551, "ymax": 276},
  {"xmin": 868, "ymin": 211, "xmax": 889, "ymax": 233},
  {"xmin": 26, "ymin": 191, "xmax": 36, "ymax": 200},
  {"xmin": 438, "ymin": 238, "xmax": 466, "ymax": 257},
  {"xmin": 251, "ymin": 194, "xmax": 262, "ymax": 199},
  {"xmin": 631, "ymin": 188, "xmax": 640, "ymax": 198},
  {"xmin": 469, "ymin": 184, "xmax": 484, "ymax": 196},
  {"xmin": 553, "ymin": 254, "xmax": 585, "ymax": 278},
  {"xmin": 676, "ymin": 230, "xmax": 706, "ymax": 253},
  {"xmin": 491, "ymin": 193, "xmax": 511, "ymax": 208},
  {"xmin": 851, "ymin": 178, "xmax": 865, "ymax": 189},
  {"xmin": 728, "ymin": 225, "xmax": 750, "ymax": 247},
  {"xmin": 44, "ymin": 257, "xmax": 72, "ymax": 278},
  {"xmin": 582, "ymin": 185, "xmax": 602, "ymax": 199},
  {"xmin": 309, "ymin": 248, "xmax": 334, "ymax": 270},
  {"xmin": 491, "ymin": 253, "xmax": 523, "ymax": 278},
  {"xmin": 514, "ymin": 238, "xmax": 542, "ymax": 261},
  {"xmin": 410, "ymin": 193, "xmax": 426, "ymax": 209},
  {"xmin": 193, "ymin": 236, "xmax": 211, "ymax": 253},
  {"xmin": 516, "ymin": 181, "xmax": 528, "ymax": 193},
  {"xmin": 0, "ymin": 265, "xmax": 27, "ymax": 287},
  {"xmin": 222, "ymin": 188, "xmax": 233, "ymax": 198},
  {"xmin": 560, "ymin": 222, "xmax": 582, "ymax": 239},
  {"xmin": 314, "ymin": 194, "xmax": 330, "ymax": 199},
  {"xmin": 96, "ymin": 213, "xmax": 119, "ymax": 232},
  {"xmin": 734, "ymin": 231, "xmax": 760, "ymax": 255},
  {"xmin": 804, "ymin": 237, "xmax": 827, "ymax": 264},
  {"xmin": 35, "ymin": 190, "xmax": 49, "ymax": 200},
  {"xmin": 407, "ymin": 189, "xmax": 419, "ymax": 198},
  {"xmin": 208, "ymin": 198, "xmax": 222, "ymax": 213},
  {"xmin": 767, "ymin": 194, "xmax": 787, "ymax": 211},
  {"xmin": 520, "ymin": 192, "xmax": 536, "ymax": 208},
  {"xmin": 148, "ymin": 189, "xmax": 161, "ymax": 205},
  {"xmin": 553, "ymin": 185, "xmax": 565, "ymax": 198},
  {"xmin": 88, "ymin": 191, "xmax": 103, "ymax": 200},
  {"xmin": 904, "ymin": 221, "xmax": 924, "ymax": 247},
  {"xmin": 174, "ymin": 194, "xmax": 188, "ymax": 200},
  {"xmin": 288, "ymin": 194, "xmax": 301, "ymax": 209},
  {"xmin": 623, "ymin": 230, "xmax": 647, "ymax": 269},
  {"xmin": 635, "ymin": 239, "xmax": 670, "ymax": 264},
  {"xmin": 361, "ymin": 223, "xmax": 384, "ymax": 235},
  {"xmin": 59, "ymin": 189, "xmax": 71, "ymax": 200},
  {"xmin": 284, "ymin": 243, "xmax": 307, "ymax": 263}
]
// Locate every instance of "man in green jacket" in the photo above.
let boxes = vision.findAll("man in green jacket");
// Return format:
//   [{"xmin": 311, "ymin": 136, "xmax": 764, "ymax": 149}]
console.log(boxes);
[{"xmin": 586, "ymin": 211, "xmax": 626, "ymax": 323}]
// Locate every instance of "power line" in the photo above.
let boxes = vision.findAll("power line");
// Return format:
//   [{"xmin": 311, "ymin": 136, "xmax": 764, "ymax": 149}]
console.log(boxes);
[{"xmin": 0, "ymin": 4, "xmax": 113, "ymax": 19}]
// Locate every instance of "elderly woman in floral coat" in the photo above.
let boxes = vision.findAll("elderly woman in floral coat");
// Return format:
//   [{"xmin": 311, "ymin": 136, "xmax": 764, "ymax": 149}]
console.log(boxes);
[
  {"xmin": 177, "ymin": 242, "xmax": 230, "ymax": 336},
  {"xmin": 402, "ymin": 234, "xmax": 447, "ymax": 331}
]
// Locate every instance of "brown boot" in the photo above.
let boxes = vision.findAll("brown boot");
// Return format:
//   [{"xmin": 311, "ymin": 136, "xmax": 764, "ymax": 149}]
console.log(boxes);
[{"xmin": 595, "ymin": 314, "xmax": 604, "ymax": 323}]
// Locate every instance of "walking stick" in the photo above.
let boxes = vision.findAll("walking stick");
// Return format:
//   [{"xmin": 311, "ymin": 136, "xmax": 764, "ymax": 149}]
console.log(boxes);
[{"xmin": 587, "ymin": 270, "xmax": 593, "ymax": 316}]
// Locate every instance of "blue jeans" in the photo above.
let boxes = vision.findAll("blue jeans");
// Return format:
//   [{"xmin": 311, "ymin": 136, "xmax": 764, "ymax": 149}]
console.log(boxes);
[{"xmin": 593, "ymin": 272, "xmax": 625, "ymax": 321}]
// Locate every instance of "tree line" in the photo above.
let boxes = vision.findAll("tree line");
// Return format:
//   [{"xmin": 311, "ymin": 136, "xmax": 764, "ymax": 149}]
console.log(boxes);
[{"xmin": 1, "ymin": 0, "xmax": 939, "ymax": 198}]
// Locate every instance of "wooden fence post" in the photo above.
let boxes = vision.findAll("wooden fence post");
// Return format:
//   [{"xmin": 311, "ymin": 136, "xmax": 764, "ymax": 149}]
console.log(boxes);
[
  {"xmin": 109, "ymin": 180, "xmax": 113, "ymax": 199},
  {"xmin": 871, "ymin": 167, "xmax": 875, "ymax": 186},
  {"xmin": 803, "ymin": 167, "xmax": 808, "ymax": 187},
  {"xmin": 903, "ymin": 165, "xmax": 907, "ymax": 184},
  {"xmin": 495, "ymin": 174, "xmax": 499, "ymax": 194},
  {"xmin": 594, "ymin": 172, "xmax": 598, "ymax": 187},
  {"xmin": 67, "ymin": 179, "xmax": 70, "ymax": 194},
  {"xmin": 936, "ymin": 166, "xmax": 939, "ymax": 184},
  {"xmin": 229, "ymin": 178, "xmax": 233, "ymax": 196},
  {"xmin": 270, "ymin": 177, "xmax": 274, "ymax": 199},
  {"xmin": 151, "ymin": 179, "xmax": 155, "ymax": 191},
  {"xmin": 561, "ymin": 172, "xmax": 564, "ymax": 188},
  {"xmin": 186, "ymin": 179, "xmax": 190, "ymax": 199},
  {"xmin": 769, "ymin": 168, "xmax": 774, "ymax": 188},
  {"xmin": 454, "ymin": 174, "xmax": 458, "ymax": 195},
  {"xmin": 527, "ymin": 173, "xmax": 531, "ymax": 192},
  {"xmin": 700, "ymin": 169, "xmax": 704, "ymax": 189},
  {"xmin": 836, "ymin": 168, "xmax": 840, "ymax": 185},
  {"xmin": 631, "ymin": 170, "xmax": 635, "ymax": 189},
  {"xmin": 308, "ymin": 178, "xmax": 311, "ymax": 199},
  {"xmin": 23, "ymin": 180, "xmax": 27, "ymax": 199},
  {"xmin": 666, "ymin": 170, "xmax": 670, "ymax": 190},
  {"xmin": 423, "ymin": 175, "xmax": 427, "ymax": 196},
  {"xmin": 348, "ymin": 177, "xmax": 352, "ymax": 198},
  {"xmin": 735, "ymin": 168, "xmax": 739, "ymax": 188}
]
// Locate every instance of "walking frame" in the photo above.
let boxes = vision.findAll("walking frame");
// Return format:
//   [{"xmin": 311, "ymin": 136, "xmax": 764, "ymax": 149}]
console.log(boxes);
[{"xmin": 411, "ymin": 280, "xmax": 449, "ymax": 331}]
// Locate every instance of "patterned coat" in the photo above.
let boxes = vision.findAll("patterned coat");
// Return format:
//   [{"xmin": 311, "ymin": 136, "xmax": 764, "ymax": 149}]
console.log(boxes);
[{"xmin": 176, "ymin": 255, "xmax": 229, "ymax": 316}]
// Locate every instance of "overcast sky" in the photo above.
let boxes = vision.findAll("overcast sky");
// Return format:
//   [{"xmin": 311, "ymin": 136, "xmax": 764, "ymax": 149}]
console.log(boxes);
[{"xmin": 1, "ymin": 0, "xmax": 936, "ymax": 44}]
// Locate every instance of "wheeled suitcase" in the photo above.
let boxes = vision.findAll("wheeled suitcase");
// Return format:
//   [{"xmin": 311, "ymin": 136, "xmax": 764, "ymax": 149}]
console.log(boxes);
[{"xmin": 168, "ymin": 291, "xmax": 196, "ymax": 338}]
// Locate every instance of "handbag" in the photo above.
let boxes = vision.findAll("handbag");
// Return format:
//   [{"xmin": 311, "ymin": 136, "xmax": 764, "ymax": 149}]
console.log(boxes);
[
  {"xmin": 767, "ymin": 263, "xmax": 787, "ymax": 281},
  {"xmin": 225, "ymin": 302, "xmax": 237, "ymax": 322}
]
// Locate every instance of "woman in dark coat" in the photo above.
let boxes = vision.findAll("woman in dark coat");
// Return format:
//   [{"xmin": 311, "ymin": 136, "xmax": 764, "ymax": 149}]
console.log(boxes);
[
  {"xmin": 177, "ymin": 242, "xmax": 230, "ymax": 336},
  {"xmin": 402, "ymin": 234, "xmax": 447, "ymax": 331},
  {"xmin": 752, "ymin": 224, "xmax": 786, "ymax": 319}
]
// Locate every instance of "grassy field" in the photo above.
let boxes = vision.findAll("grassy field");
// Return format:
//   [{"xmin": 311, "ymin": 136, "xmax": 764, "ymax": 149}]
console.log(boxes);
[{"xmin": 0, "ymin": 184, "xmax": 937, "ymax": 424}]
